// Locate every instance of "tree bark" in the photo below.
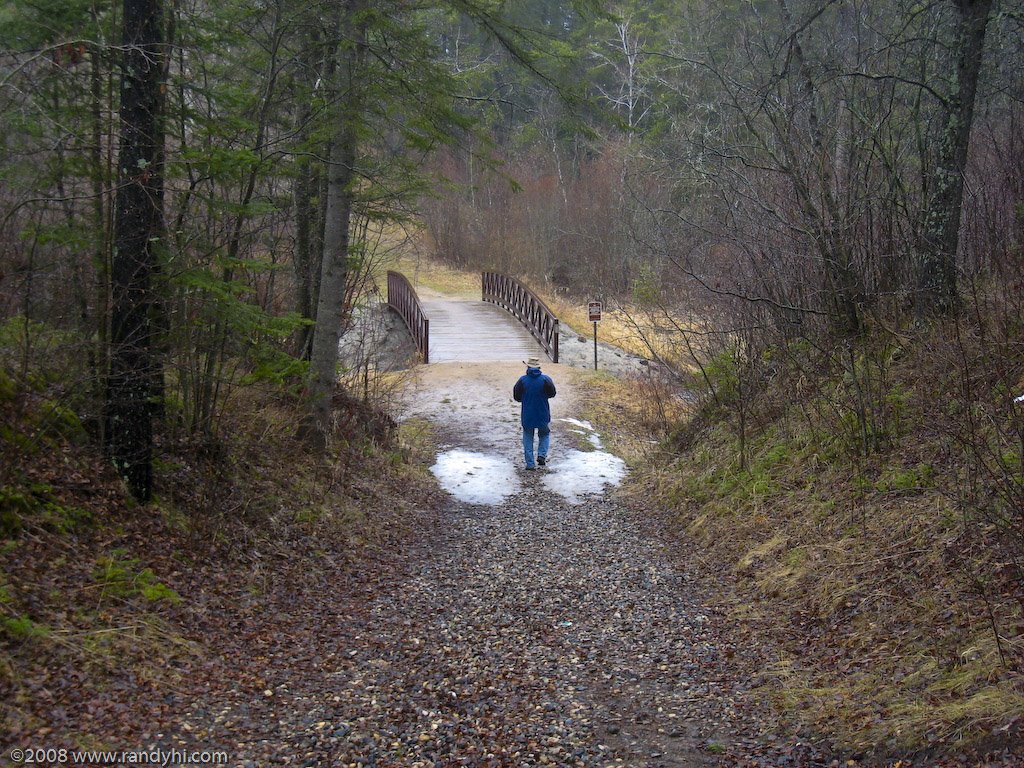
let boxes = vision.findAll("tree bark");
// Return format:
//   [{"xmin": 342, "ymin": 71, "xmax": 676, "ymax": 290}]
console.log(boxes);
[
  {"xmin": 293, "ymin": 153, "xmax": 316, "ymax": 357},
  {"xmin": 291, "ymin": 22, "xmax": 326, "ymax": 359},
  {"xmin": 916, "ymin": 0, "xmax": 993, "ymax": 316},
  {"xmin": 90, "ymin": 28, "xmax": 111, "ymax": 441},
  {"xmin": 306, "ymin": 0, "xmax": 367, "ymax": 449},
  {"xmin": 105, "ymin": 0, "xmax": 164, "ymax": 502}
]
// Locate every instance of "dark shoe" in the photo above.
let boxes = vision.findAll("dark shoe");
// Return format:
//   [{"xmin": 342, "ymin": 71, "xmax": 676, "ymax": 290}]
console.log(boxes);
[
  {"xmin": 525, "ymin": 465, "xmax": 536, "ymax": 471},
  {"xmin": 537, "ymin": 456, "xmax": 546, "ymax": 466}
]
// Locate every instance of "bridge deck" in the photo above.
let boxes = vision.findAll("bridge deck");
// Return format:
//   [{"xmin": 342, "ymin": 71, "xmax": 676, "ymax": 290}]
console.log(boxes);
[{"xmin": 421, "ymin": 296, "xmax": 545, "ymax": 364}]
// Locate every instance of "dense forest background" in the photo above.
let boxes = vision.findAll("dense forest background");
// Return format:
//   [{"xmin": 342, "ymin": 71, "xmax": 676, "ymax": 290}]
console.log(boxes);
[
  {"xmin": 2, "ymin": 0, "xmax": 1022, "ymax": 474},
  {"xmin": 2, "ymin": 0, "xmax": 1022, "ymax": 460},
  {"xmin": 2, "ymin": 0, "xmax": 1024, "ymax": 757}
]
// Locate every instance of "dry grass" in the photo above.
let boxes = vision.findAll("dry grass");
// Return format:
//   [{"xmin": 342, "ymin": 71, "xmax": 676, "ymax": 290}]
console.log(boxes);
[
  {"xmin": 571, "ymin": 368, "xmax": 690, "ymax": 466},
  {"xmin": 537, "ymin": 295, "xmax": 700, "ymax": 370},
  {"xmin": 385, "ymin": 252, "xmax": 482, "ymax": 299},
  {"xmin": 624, "ymin": 354, "xmax": 1024, "ymax": 755}
]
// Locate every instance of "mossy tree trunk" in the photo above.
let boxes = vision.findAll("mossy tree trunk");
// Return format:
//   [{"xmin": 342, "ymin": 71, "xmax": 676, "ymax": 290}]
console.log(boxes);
[
  {"xmin": 307, "ymin": 0, "xmax": 368, "ymax": 449},
  {"xmin": 916, "ymin": 0, "xmax": 994, "ymax": 317}
]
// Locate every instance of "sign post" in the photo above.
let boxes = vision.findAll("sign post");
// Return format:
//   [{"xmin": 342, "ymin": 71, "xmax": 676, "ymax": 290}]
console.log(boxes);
[{"xmin": 588, "ymin": 301, "xmax": 602, "ymax": 370}]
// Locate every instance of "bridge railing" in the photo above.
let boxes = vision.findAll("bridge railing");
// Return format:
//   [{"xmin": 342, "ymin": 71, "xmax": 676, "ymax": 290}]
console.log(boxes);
[
  {"xmin": 387, "ymin": 271, "xmax": 429, "ymax": 363},
  {"xmin": 482, "ymin": 272, "xmax": 559, "ymax": 363}
]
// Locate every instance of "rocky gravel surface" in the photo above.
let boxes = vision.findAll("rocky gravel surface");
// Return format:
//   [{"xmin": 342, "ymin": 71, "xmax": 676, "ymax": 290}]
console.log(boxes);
[
  {"xmin": 148, "ymin": 457, "xmax": 854, "ymax": 768},
  {"xmin": 328, "ymin": 484, "xmax": 731, "ymax": 768},
  {"xmin": 151, "ymin": 478, "xmax": 784, "ymax": 767}
]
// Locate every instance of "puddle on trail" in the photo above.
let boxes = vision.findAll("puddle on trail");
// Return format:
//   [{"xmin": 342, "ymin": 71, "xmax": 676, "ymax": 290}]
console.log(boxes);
[
  {"xmin": 431, "ymin": 419, "xmax": 627, "ymax": 506},
  {"xmin": 430, "ymin": 450, "xmax": 521, "ymax": 505}
]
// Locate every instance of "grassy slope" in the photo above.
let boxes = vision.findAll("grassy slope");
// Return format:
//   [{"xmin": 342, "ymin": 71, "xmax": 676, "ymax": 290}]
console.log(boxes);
[
  {"xmin": 623, "ymin": 325, "xmax": 1024, "ymax": 757},
  {"xmin": 0, "ymin": 359, "xmax": 442, "ymax": 747}
]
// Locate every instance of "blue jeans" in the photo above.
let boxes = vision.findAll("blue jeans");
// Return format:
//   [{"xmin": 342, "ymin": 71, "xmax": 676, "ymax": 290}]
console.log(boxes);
[{"xmin": 522, "ymin": 425, "xmax": 550, "ymax": 467}]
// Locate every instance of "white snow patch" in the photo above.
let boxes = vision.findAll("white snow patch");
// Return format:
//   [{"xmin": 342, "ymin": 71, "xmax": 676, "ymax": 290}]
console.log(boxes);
[
  {"xmin": 430, "ymin": 449, "xmax": 520, "ymax": 505},
  {"xmin": 558, "ymin": 416, "xmax": 605, "ymax": 449},
  {"xmin": 542, "ymin": 449, "xmax": 627, "ymax": 505},
  {"xmin": 559, "ymin": 418, "xmax": 595, "ymax": 431}
]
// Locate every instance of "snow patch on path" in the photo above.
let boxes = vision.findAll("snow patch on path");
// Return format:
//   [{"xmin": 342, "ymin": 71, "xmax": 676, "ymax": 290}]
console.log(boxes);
[
  {"xmin": 542, "ymin": 449, "xmax": 627, "ymax": 504},
  {"xmin": 430, "ymin": 449, "xmax": 520, "ymax": 505}
]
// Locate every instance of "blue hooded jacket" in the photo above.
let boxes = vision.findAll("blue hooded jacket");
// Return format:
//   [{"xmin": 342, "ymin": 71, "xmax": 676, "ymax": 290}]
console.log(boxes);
[{"xmin": 513, "ymin": 367, "xmax": 556, "ymax": 428}]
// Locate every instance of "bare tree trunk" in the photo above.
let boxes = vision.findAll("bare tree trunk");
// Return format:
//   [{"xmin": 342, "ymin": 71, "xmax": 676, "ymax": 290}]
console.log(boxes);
[
  {"xmin": 90, "ymin": 28, "xmax": 111, "ymax": 440},
  {"xmin": 293, "ymin": 153, "xmax": 316, "ymax": 356},
  {"xmin": 291, "ymin": 21, "xmax": 328, "ymax": 359},
  {"xmin": 106, "ymin": 0, "xmax": 164, "ymax": 502},
  {"xmin": 917, "ymin": 0, "xmax": 994, "ymax": 316},
  {"xmin": 307, "ymin": 0, "xmax": 367, "ymax": 449}
]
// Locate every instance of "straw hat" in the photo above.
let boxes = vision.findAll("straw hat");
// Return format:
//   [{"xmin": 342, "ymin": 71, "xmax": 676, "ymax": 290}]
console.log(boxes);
[{"xmin": 523, "ymin": 357, "xmax": 541, "ymax": 368}]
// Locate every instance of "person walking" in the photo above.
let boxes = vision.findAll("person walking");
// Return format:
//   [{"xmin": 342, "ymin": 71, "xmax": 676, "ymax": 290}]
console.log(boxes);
[{"xmin": 513, "ymin": 356, "xmax": 556, "ymax": 470}]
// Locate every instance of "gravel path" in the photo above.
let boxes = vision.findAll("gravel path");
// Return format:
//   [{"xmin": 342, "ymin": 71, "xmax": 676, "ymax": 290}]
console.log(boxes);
[
  {"xmin": 148, "ymin": 364, "xmax": 817, "ymax": 767},
  {"xmin": 328, "ymin": 486, "xmax": 728, "ymax": 767},
  {"xmin": 153, "ymin": 468, "xmax": 761, "ymax": 768},
  {"xmin": 157, "ymin": 488, "xmax": 767, "ymax": 768},
  {"xmin": 295, "ymin": 362, "xmax": 759, "ymax": 768}
]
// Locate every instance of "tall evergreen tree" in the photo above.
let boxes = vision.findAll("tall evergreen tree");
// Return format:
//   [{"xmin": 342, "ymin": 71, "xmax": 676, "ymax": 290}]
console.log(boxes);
[
  {"xmin": 106, "ymin": 0, "xmax": 165, "ymax": 501},
  {"xmin": 307, "ymin": 0, "xmax": 369, "ymax": 447}
]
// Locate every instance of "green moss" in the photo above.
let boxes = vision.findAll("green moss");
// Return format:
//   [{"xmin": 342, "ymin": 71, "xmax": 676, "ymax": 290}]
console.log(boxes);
[
  {"xmin": 294, "ymin": 506, "xmax": 323, "ymax": 525},
  {"xmin": 94, "ymin": 555, "xmax": 182, "ymax": 605},
  {"xmin": 759, "ymin": 442, "xmax": 791, "ymax": 468},
  {"xmin": 1, "ymin": 614, "xmax": 50, "ymax": 641},
  {"xmin": 0, "ymin": 368, "xmax": 15, "ymax": 402},
  {"xmin": 42, "ymin": 502, "xmax": 92, "ymax": 533},
  {"xmin": 0, "ymin": 488, "xmax": 32, "ymax": 536},
  {"xmin": 0, "ymin": 484, "xmax": 92, "ymax": 535},
  {"xmin": 714, "ymin": 471, "xmax": 739, "ymax": 498},
  {"xmin": 137, "ymin": 571, "xmax": 183, "ymax": 605},
  {"xmin": 876, "ymin": 463, "xmax": 935, "ymax": 495},
  {"xmin": 884, "ymin": 385, "xmax": 911, "ymax": 437},
  {"xmin": 37, "ymin": 400, "xmax": 87, "ymax": 444}
]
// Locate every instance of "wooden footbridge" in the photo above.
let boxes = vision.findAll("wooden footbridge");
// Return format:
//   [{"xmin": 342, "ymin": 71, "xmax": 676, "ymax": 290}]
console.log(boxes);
[{"xmin": 386, "ymin": 271, "xmax": 559, "ymax": 364}]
